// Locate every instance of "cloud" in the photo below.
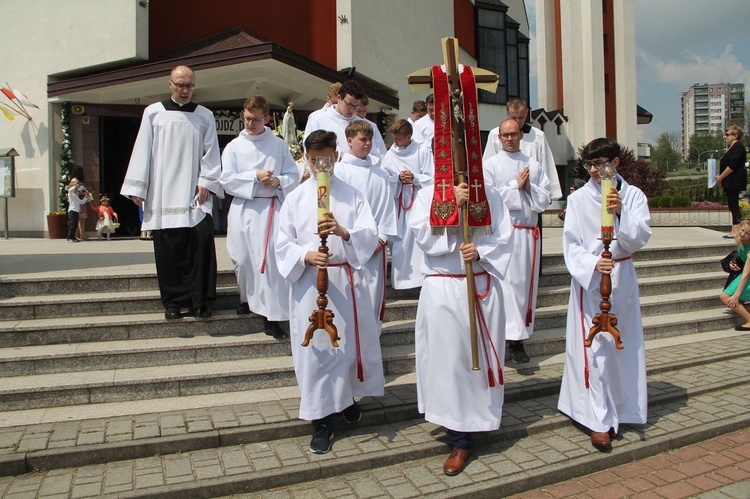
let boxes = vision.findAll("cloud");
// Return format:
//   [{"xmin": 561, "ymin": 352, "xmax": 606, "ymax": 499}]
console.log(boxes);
[{"xmin": 638, "ymin": 44, "xmax": 750, "ymax": 90}]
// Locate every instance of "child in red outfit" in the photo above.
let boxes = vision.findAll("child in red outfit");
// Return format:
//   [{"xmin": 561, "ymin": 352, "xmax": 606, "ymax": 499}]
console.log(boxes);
[{"xmin": 95, "ymin": 194, "xmax": 118, "ymax": 240}]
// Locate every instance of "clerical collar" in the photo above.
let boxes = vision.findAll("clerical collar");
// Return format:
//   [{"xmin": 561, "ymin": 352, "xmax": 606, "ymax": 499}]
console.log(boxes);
[
  {"xmin": 163, "ymin": 98, "xmax": 198, "ymax": 113},
  {"xmin": 522, "ymin": 123, "xmax": 532, "ymax": 133}
]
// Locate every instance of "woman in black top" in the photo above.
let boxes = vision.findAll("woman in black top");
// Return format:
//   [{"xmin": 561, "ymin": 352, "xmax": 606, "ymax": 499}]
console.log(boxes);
[{"xmin": 716, "ymin": 125, "xmax": 747, "ymax": 238}]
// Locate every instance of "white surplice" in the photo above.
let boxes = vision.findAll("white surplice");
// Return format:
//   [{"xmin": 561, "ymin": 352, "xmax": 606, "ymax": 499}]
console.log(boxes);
[
  {"xmin": 483, "ymin": 125, "xmax": 562, "ymax": 200},
  {"xmin": 557, "ymin": 175, "xmax": 651, "ymax": 434},
  {"xmin": 409, "ymin": 184, "xmax": 515, "ymax": 432},
  {"xmin": 220, "ymin": 128, "xmax": 299, "ymax": 320},
  {"xmin": 381, "ymin": 140, "xmax": 434, "ymax": 289},
  {"xmin": 121, "ymin": 100, "xmax": 223, "ymax": 230},
  {"xmin": 411, "ymin": 114, "xmax": 434, "ymax": 146},
  {"xmin": 303, "ymin": 106, "xmax": 387, "ymax": 162},
  {"xmin": 484, "ymin": 149, "xmax": 551, "ymax": 340},
  {"xmin": 276, "ymin": 176, "xmax": 382, "ymax": 420},
  {"xmin": 335, "ymin": 153, "xmax": 399, "ymax": 322}
]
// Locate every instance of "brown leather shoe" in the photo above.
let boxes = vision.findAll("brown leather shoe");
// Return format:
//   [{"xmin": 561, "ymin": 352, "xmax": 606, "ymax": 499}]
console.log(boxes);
[
  {"xmin": 443, "ymin": 448, "xmax": 470, "ymax": 476},
  {"xmin": 591, "ymin": 431, "xmax": 612, "ymax": 451}
]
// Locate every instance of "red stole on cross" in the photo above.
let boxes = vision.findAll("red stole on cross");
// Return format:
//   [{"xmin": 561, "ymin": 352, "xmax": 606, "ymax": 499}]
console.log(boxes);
[{"xmin": 429, "ymin": 65, "xmax": 492, "ymax": 236}]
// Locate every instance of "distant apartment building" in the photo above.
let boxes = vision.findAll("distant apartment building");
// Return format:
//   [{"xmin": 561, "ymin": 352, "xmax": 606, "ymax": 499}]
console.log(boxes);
[{"xmin": 681, "ymin": 82, "xmax": 745, "ymax": 159}]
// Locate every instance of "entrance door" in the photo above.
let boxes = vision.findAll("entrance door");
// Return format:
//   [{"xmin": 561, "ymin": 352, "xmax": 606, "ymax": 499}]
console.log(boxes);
[{"xmin": 100, "ymin": 116, "xmax": 141, "ymax": 237}]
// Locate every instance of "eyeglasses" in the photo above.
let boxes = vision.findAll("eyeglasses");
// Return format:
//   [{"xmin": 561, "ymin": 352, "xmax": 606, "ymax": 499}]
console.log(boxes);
[
  {"xmin": 243, "ymin": 116, "xmax": 266, "ymax": 123},
  {"xmin": 499, "ymin": 132, "xmax": 521, "ymax": 139},
  {"xmin": 341, "ymin": 99, "xmax": 360, "ymax": 109},
  {"xmin": 170, "ymin": 80, "xmax": 196, "ymax": 90},
  {"xmin": 725, "ymin": 132, "xmax": 735, "ymax": 137},
  {"xmin": 583, "ymin": 159, "xmax": 611, "ymax": 169}
]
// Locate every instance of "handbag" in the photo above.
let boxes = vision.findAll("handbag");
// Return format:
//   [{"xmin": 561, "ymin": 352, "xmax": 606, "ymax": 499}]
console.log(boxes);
[{"xmin": 721, "ymin": 250, "xmax": 744, "ymax": 288}]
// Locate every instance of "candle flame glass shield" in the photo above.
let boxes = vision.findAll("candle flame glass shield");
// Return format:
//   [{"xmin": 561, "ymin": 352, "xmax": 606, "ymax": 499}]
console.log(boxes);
[{"xmin": 600, "ymin": 162, "xmax": 616, "ymax": 240}]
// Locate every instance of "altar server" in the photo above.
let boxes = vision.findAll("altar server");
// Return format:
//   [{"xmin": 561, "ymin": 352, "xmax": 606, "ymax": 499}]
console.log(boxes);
[
  {"xmin": 303, "ymin": 80, "xmax": 387, "ymax": 162},
  {"xmin": 220, "ymin": 95, "xmax": 299, "ymax": 338},
  {"xmin": 557, "ymin": 137, "xmax": 651, "ymax": 451},
  {"xmin": 381, "ymin": 119, "xmax": 434, "ymax": 289},
  {"xmin": 335, "ymin": 120, "xmax": 399, "ymax": 321},
  {"xmin": 276, "ymin": 130, "xmax": 382, "ymax": 455}
]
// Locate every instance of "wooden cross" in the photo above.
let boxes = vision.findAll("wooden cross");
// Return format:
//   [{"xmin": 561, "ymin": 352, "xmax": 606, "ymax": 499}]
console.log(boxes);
[{"xmin": 407, "ymin": 37, "xmax": 499, "ymax": 372}]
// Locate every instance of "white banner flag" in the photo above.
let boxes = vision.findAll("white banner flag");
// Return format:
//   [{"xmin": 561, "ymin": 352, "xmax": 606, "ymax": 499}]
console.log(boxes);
[{"xmin": 707, "ymin": 159, "xmax": 717, "ymax": 188}]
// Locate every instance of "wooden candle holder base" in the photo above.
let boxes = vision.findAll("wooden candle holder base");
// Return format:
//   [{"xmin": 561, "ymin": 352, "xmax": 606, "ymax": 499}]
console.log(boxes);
[
  {"xmin": 584, "ymin": 237, "xmax": 623, "ymax": 349},
  {"xmin": 301, "ymin": 233, "xmax": 340, "ymax": 348}
]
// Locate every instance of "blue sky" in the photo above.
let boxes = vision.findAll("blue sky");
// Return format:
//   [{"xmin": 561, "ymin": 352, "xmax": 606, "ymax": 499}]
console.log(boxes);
[{"xmin": 525, "ymin": 0, "xmax": 750, "ymax": 146}]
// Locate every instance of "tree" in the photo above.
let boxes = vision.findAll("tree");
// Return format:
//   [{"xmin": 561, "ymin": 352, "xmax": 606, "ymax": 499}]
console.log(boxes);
[
  {"xmin": 688, "ymin": 132, "xmax": 724, "ymax": 163},
  {"xmin": 650, "ymin": 131, "xmax": 682, "ymax": 171},
  {"xmin": 574, "ymin": 145, "xmax": 668, "ymax": 199}
]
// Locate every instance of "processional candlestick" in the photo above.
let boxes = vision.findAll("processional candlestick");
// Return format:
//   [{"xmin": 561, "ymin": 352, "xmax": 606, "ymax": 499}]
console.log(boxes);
[
  {"xmin": 585, "ymin": 162, "xmax": 623, "ymax": 349},
  {"xmin": 301, "ymin": 157, "xmax": 341, "ymax": 348}
]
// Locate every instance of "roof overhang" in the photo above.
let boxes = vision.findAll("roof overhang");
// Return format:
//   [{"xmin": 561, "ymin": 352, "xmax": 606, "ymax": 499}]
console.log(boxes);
[
  {"xmin": 47, "ymin": 32, "xmax": 399, "ymax": 112},
  {"xmin": 637, "ymin": 104, "xmax": 653, "ymax": 125}
]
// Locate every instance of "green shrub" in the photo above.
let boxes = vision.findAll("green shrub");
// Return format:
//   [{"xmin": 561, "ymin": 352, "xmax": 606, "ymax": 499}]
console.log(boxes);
[
  {"xmin": 670, "ymin": 195, "xmax": 691, "ymax": 207},
  {"xmin": 658, "ymin": 196, "xmax": 672, "ymax": 208},
  {"xmin": 648, "ymin": 197, "xmax": 661, "ymax": 208}
]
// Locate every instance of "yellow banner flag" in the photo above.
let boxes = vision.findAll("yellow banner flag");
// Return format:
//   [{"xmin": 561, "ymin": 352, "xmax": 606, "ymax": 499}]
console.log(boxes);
[{"xmin": 0, "ymin": 104, "xmax": 15, "ymax": 121}]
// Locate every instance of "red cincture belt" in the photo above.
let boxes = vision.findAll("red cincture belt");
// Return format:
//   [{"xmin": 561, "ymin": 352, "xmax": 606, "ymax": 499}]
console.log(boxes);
[
  {"xmin": 257, "ymin": 196, "xmax": 278, "ymax": 275},
  {"xmin": 398, "ymin": 183, "xmax": 416, "ymax": 218},
  {"xmin": 425, "ymin": 271, "xmax": 503, "ymax": 388},
  {"xmin": 327, "ymin": 262, "xmax": 364, "ymax": 382},
  {"xmin": 513, "ymin": 224, "xmax": 541, "ymax": 326}
]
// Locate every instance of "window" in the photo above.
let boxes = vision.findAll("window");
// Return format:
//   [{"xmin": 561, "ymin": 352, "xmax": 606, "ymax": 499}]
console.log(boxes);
[{"xmin": 475, "ymin": 2, "xmax": 529, "ymax": 105}]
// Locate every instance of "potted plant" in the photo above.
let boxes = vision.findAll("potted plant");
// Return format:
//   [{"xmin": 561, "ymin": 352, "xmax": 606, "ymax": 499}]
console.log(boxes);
[{"xmin": 48, "ymin": 102, "xmax": 74, "ymax": 239}]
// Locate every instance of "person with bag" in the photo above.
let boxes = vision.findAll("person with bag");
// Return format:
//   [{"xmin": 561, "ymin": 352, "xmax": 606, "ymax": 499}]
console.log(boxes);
[{"xmin": 720, "ymin": 220, "xmax": 750, "ymax": 330}]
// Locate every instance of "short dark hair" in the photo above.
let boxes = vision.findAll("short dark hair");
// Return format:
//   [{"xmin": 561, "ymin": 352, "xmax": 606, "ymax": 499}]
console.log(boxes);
[
  {"xmin": 304, "ymin": 130, "xmax": 338, "ymax": 152},
  {"xmin": 506, "ymin": 97, "xmax": 528, "ymax": 113},
  {"xmin": 389, "ymin": 119, "xmax": 413, "ymax": 136},
  {"xmin": 338, "ymin": 80, "xmax": 365, "ymax": 100},
  {"xmin": 581, "ymin": 137, "xmax": 621, "ymax": 162},
  {"xmin": 425, "ymin": 93, "xmax": 434, "ymax": 104},
  {"xmin": 412, "ymin": 100, "xmax": 427, "ymax": 112}
]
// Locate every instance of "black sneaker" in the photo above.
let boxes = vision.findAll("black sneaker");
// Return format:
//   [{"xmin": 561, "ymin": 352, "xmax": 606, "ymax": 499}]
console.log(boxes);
[
  {"xmin": 509, "ymin": 340, "xmax": 530, "ymax": 364},
  {"xmin": 309, "ymin": 422, "xmax": 334, "ymax": 454},
  {"xmin": 236, "ymin": 302, "xmax": 250, "ymax": 315},
  {"xmin": 164, "ymin": 307, "xmax": 181, "ymax": 320},
  {"xmin": 341, "ymin": 401, "xmax": 361, "ymax": 423}
]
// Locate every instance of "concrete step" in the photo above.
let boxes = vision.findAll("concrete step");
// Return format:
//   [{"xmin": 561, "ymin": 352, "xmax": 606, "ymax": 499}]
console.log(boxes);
[
  {"xmin": 537, "ymin": 270, "xmax": 728, "ymax": 308},
  {"xmin": 0, "ymin": 280, "xmax": 421, "ymax": 322},
  {"xmin": 0, "ymin": 320, "xmax": 415, "ymax": 378},
  {"xmin": 0, "ymin": 331, "xmax": 745, "ymax": 494},
  {"xmin": 0, "ymin": 286, "xmax": 732, "ymax": 381},
  {"xmin": 538, "ymin": 255, "xmax": 727, "ymax": 288},
  {"xmin": 0, "ymin": 343, "xmax": 417, "ymax": 411}
]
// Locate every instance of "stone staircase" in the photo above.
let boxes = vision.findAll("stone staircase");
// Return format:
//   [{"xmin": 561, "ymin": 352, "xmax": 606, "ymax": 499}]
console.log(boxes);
[{"xmin": 0, "ymin": 238, "xmax": 747, "ymax": 497}]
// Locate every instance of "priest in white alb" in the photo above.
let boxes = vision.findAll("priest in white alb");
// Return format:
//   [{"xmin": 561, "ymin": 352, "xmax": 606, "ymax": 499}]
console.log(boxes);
[
  {"xmin": 381, "ymin": 119, "xmax": 434, "ymax": 289},
  {"xmin": 121, "ymin": 65, "xmax": 223, "ymax": 321},
  {"xmin": 557, "ymin": 137, "xmax": 651, "ymax": 452},
  {"xmin": 220, "ymin": 95, "xmax": 299, "ymax": 339},
  {"xmin": 276, "ymin": 130, "xmax": 382, "ymax": 455},
  {"xmin": 483, "ymin": 119, "xmax": 551, "ymax": 364}
]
